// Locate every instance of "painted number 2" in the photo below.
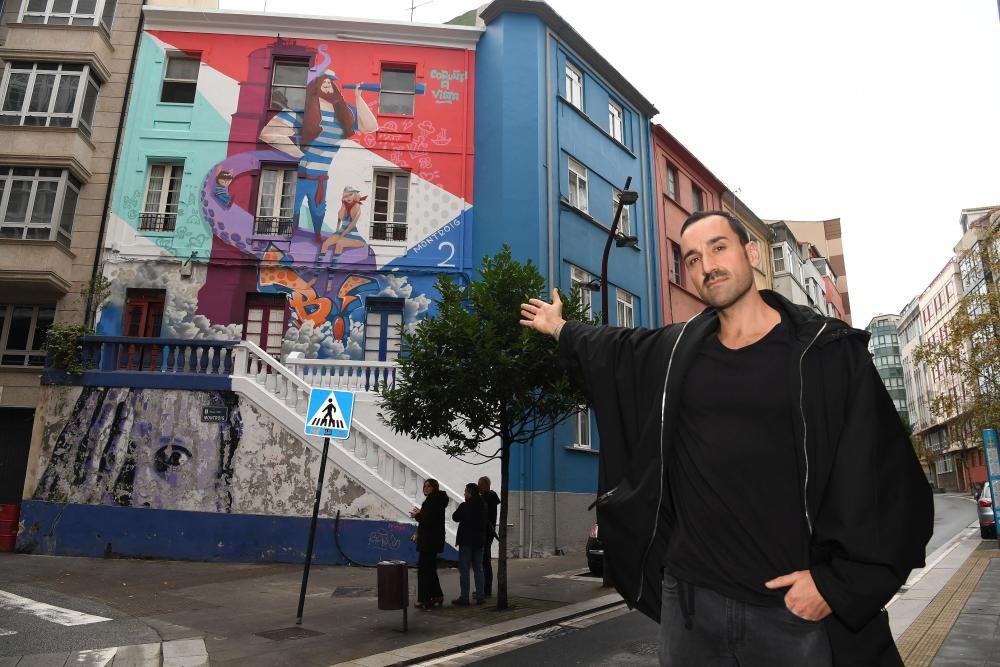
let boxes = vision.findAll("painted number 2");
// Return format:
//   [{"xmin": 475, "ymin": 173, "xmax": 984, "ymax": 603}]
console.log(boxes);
[{"xmin": 437, "ymin": 241, "xmax": 456, "ymax": 268}]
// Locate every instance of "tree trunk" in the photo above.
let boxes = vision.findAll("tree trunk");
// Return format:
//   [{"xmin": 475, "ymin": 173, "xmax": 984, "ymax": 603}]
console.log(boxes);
[{"xmin": 496, "ymin": 437, "xmax": 511, "ymax": 610}]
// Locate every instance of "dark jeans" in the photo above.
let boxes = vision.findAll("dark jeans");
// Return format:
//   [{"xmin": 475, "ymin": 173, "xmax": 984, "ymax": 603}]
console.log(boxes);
[
  {"xmin": 457, "ymin": 545, "xmax": 484, "ymax": 601},
  {"xmin": 417, "ymin": 551, "xmax": 442, "ymax": 605},
  {"xmin": 483, "ymin": 537, "xmax": 494, "ymax": 596},
  {"xmin": 659, "ymin": 573, "xmax": 832, "ymax": 667}
]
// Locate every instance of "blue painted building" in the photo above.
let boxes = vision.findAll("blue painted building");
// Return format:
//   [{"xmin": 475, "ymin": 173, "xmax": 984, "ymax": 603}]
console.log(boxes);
[{"xmin": 467, "ymin": 0, "xmax": 659, "ymax": 556}]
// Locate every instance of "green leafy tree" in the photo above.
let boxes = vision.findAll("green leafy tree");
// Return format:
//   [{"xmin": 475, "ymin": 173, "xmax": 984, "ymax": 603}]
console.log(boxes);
[
  {"xmin": 378, "ymin": 245, "xmax": 590, "ymax": 609},
  {"xmin": 915, "ymin": 217, "xmax": 1000, "ymax": 446}
]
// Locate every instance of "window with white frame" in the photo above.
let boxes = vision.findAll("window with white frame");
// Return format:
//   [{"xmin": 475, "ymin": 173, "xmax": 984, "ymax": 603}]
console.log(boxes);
[
  {"xmin": 935, "ymin": 456, "xmax": 953, "ymax": 475},
  {"xmin": 573, "ymin": 406, "xmax": 591, "ymax": 449},
  {"xmin": 255, "ymin": 167, "xmax": 296, "ymax": 235},
  {"xmin": 613, "ymin": 188, "xmax": 631, "ymax": 236},
  {"xmin": 665, "ymin": 162, "xmax": 678, "ymax": 200},
  {"xmin": 570, "ymin": 265, "xmax": 592, "ymax": 317},
  {"xmin": 19, "ymin": 0, "xmax": 117, "ymax": 31},
  {"xmin": 671, "ymin": 241, "xmax": 683, "ymax": 286},
  {"xmin": 0, "ymin": 61, "xmax": 99, "ymax": 134},
  {"xmin": 160, "ymin": 55, "xmax": 200, "ymax": 104},
  {"xmin": 379, "ymin": 64, "xmax": 416, "ymax": 116},
  {"xmin": 270, "ymin": 59, "xmax": 308, "ymax": 110},
  {"xmin": 616, "ymin": 289, "xmax": 634, "ymax": 328},
  {"xmin": 0, "ymin": 303, "xmax": 55, "ymax": 367},
  {"xmin": 565, "ymin": 62, "xmax": 583, "ymax": 109},
  {"xmin": 608, "ymin": 99, "xmax": 623, "ymax": 142},
  {"xmin": 371, "ymin": 170, "xmax": 409, "ymax": 242},
  {"xmin": 568, "ymin": 158, "xmax": 588, "ymax": 212},
  {"xmin": 0, "ymin": 167, "xmax": 79, "ymax": 245},
  {"xmin": 140, "ymin": 163, "xmax": 183, "ymax": 232},
  {"xmin": 772, "ymin": 244, "xmax": 786, "ymax": 273}
]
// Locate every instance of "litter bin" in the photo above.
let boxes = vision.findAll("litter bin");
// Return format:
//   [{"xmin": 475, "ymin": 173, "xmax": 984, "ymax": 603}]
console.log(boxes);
[
  {"xmin": 0, "ymin": 504, "xmax": 19, "ymax": 553},
  {"xmin": 377, "ymin": 560, "xmax": 409, "ymax": 631}
]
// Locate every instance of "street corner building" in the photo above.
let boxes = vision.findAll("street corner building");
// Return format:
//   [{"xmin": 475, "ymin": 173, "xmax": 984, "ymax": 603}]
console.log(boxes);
[{"xmin": 12, "ymin": 3, "xmax": 490, "ymax": 565}]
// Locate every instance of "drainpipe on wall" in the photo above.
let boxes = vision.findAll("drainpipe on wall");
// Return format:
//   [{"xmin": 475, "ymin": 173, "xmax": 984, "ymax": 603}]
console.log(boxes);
[{"xmin": 85, "ymin": 0, "xmax": 147, "ymax": 329}]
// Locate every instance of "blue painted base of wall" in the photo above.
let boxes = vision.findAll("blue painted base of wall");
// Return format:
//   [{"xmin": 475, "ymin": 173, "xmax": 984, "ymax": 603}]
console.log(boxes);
[{"xmin": 16, "ymin": 501, "xmax": 458, "ymax": 565}]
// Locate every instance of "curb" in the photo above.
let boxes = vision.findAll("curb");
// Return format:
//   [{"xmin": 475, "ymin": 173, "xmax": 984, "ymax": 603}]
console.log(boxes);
[{"xmin": 330, "ymin": 593, "xmax": 625, "ymax": 667}]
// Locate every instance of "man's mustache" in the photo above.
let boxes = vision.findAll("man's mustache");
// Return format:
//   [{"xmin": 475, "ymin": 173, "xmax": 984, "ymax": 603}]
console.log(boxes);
[{"xmin": 704, "ymin": 270, "xmax": 729, "ymax": 286}]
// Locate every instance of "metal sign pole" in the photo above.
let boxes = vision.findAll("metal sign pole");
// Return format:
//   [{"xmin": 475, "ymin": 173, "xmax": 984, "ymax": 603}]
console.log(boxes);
[{"xmin": 296, "ymin": 436, "xmax": 331, "ymax": 625}]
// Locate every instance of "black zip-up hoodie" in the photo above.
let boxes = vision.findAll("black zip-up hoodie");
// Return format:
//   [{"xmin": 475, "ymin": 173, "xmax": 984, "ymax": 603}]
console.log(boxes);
[{"xmin": 558, "ymin": 290, "xmax": 933, "ymax": 666}]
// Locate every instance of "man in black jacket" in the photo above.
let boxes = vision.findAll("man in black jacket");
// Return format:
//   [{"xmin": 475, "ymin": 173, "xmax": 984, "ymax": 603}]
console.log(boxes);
[
  {"xmin": 479, "ymin": 476, "xmax": 501, "ymax": 597},
  {"xmin": 452, "ymin": 482, "xmax": 487, "ymax": 606},
  {"xmin": 519, "ymin": 211, "xmax": 933, "ymax": 665}
]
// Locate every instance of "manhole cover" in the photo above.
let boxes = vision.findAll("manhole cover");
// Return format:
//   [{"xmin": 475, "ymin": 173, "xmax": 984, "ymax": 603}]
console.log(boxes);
[
  {"xmin": 628, "ymin": 641, "xmax": 658, "ymax": 656},
  {"xmin": 332, "ymin": 586, "xmax": 375, "ymax": 598},
  {"xmin": 525, "ymin": 625, "xmax": 577, "ymax": 641},
  {"xmin": 255, "ymin": 627, "xmax": 325, "ymax": 641}
]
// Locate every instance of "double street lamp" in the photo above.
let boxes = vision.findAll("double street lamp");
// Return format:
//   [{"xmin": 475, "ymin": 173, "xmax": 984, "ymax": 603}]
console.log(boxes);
[{"xmin": 597, "ymin": 176, "xmax": 639, "ymax": 325}]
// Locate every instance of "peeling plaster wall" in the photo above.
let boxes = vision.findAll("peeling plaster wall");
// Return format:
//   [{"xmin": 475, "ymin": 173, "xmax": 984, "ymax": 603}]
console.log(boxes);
[{"xmin": 28, "ymin": 386, "xmax": 397, "ymax": 522}]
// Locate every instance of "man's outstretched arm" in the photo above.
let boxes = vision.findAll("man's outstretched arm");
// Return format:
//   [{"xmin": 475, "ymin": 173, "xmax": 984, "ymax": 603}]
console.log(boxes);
[{"xmin": 519, "ymin": 288, "xmax": 566, "ymax": 340}]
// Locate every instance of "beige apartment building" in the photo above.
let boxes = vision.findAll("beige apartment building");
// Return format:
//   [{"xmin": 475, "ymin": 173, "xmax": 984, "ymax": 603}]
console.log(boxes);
[
  {"xmin": 0, "ymin": 0, "xmax": 205, "ymax": 505},
  {"xmin": 722, "ymin": 190, "xmax": 774, "ymax": 292},
  {"xmin": 767, "ymin": 218, "xmax": 852, "ymax": 325}
]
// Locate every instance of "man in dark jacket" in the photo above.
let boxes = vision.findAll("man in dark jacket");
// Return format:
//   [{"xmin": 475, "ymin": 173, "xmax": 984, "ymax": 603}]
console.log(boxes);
[
  {"xmin": 479, "ymin": 476, "xmax": 501, "ymax": 598},
  {"xmin": 452, "ymin": 482, "xmax": 487, "ymax": 605},
  {"xmin": 519, "ymin": 211, "xmax": 933, "ymax": 665}
]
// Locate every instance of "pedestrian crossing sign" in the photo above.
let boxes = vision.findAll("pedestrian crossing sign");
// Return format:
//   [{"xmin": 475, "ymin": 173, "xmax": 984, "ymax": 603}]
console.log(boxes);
[{"xmin": 304, "ymin": 388, "xmax": 356, "ymax": 439}]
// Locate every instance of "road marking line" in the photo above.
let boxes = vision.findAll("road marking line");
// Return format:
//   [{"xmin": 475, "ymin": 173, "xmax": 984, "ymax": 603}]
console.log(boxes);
[
  {"xmin": 0, "ymin": 627, "xmax": 16, "ymax": 636},
  {"xmin": 0, "ymin": 590, "xmax": 112, "ymax": 626}
]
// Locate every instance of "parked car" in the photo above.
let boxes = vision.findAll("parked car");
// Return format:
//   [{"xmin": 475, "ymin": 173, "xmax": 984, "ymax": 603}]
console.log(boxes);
[
  {"xmin": 976, "ymin": 483, "xmax": 996, "ymax": 539},
  {"xmin": 586, "ymin": 524, "xmax": 603, "ymax": 575}
]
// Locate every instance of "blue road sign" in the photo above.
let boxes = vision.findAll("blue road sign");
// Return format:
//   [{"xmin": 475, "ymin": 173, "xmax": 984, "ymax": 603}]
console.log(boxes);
[{"xmin": 304, "ymin": 388, "xmax": 356, "ymax": 439}]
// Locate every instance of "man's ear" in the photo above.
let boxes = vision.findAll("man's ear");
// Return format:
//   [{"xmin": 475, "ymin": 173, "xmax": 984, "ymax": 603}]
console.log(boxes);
[{"xmin": 745, "ymin": 241, "xmax": 761, "ymax": 269}]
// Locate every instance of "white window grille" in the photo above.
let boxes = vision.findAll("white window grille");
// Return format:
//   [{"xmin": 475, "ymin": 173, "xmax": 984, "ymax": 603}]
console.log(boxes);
[
  {"xmin": 613, "ymin": 188, "xmax": 631, "ymax": 237},
  {"xmin": 570, "ymin": 265, "xmax": 592, "ymax": 317},
  {"xmin": 568, "ymin": 158, "xmax": 588, "ymax": 212},
  {"xmin": 0, "ymin": 167, "xmax": 79, "ymax": 245},
  {"xmin": 255, "ymin": 167, "xmax": 296, "ymax": 235},
  {"xmin": 140, "ymin": 163, "xmax": 183, "ymax": 232},
  {"xmin": 270, "ymin": 60, "xmax": 308, "ymax": 110},
  {"xmin": 18, "ymin": 0, "xmax": 117, "ymax": 31},
  {"xmin": 0, "ymin": 61, "xmax": 99, "ymax": 134},
  {"xmin": 608, "ymin": 100, "xmax": 623, "ymax": 142},
  {"xmin": 0, "ymin": 304, "xmax": 55, "ymax": 367},
  {"xmin": 616, "ymin": 289, "xmax": 635, "ymax": 328},
  {"xmin": 372, "ymin": 170, "xmax": 409, "ymax": 242},
  {"xmin": 565, "ymin": 62, "xmax": 583, "ymax": 109},
  {"xmin": 574, "ymin": 406, "xmax": 591, "ymax": 449}
]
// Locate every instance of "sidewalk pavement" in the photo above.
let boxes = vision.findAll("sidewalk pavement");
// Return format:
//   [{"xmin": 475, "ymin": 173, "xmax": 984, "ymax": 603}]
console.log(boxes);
[{"xmin": 2, "ymin": 532, "xmax": 998, "ymax": 667}]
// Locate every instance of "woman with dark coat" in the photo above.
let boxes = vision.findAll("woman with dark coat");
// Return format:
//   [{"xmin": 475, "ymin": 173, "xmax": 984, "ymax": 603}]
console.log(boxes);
[{"xmin": 410, "ymin": 478, "xmax": 449, "ymax": 609}]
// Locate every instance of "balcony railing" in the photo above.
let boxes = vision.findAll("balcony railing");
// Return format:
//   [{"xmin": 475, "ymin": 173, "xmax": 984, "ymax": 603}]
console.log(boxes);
[
  {"xmin": 139, "ymin": 212, "xmax": 177, "ymax": 232},
  {"xmin": 371, "ymin": 222, "xmax": 407, "ymax": 242},
  {"xmin": 43, "ymin": 336, "xmax": 238, "ymax": 390},
  {"xmin": 254, "ymin": 216, "xmax": 295, "ymax": 236},
  {"xmin": 285, "ymin": 354, "xmax": 398, "ymax": 393}
]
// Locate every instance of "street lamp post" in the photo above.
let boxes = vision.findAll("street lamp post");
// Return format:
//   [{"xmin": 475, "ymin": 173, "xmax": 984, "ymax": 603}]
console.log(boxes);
[{"xmin": 600, "ymin": 176, "xmax": 639, "ymax": 325}]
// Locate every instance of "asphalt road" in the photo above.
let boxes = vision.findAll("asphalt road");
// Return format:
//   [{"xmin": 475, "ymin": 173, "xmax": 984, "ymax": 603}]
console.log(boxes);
[
  {"xmin": 472, "ymin": 493, "xmax": 980, "ymax": 666},
  {"xmin": 0, "ymin": 582, "xmax": 159, "ymax": 657}
]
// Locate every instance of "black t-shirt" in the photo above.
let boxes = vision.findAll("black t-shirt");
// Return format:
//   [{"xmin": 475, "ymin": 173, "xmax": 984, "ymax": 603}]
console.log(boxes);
[{"xmin": 664, "ymin": 315, "xmax": 810, "ymax": 606}]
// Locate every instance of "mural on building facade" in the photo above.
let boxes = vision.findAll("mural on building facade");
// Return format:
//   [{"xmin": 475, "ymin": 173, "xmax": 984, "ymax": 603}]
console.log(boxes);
[
  {"xmin": 32, "ymin": 386, "xmax": 394, "ymax": 519},
  {"xmin": 99, "ymin": 33, "xmax": 473, "ymax": 361}
]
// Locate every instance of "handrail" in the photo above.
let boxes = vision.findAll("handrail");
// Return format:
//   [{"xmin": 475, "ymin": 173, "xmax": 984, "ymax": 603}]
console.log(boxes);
[
  {"xmin": 79, "ymin": 335, "xmax": 238, "ymax": 346},
  {"xmin": 285, "ymin": 357, "xmax": 398, "ymax": 370},
  {"xmin": 232, "ymin": 341, "xmax": 463, "ymax": 507}
]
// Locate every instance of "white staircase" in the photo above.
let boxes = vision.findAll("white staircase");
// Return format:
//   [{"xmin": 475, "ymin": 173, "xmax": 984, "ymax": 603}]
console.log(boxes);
[{"xmin": 230, "ymin": 341, "xmax": 467, "ymax": 542}]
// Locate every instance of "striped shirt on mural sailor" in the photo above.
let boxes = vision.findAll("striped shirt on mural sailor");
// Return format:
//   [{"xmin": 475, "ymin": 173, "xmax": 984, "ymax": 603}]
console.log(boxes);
[{"xmin": 259, "ymin": 62, "xmax": 379, "ymax": 252}]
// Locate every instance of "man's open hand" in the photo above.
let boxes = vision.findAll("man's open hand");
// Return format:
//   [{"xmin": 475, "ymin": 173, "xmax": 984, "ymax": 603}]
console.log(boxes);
[
  {"xmin": 765, "ymin": 570, "xmax": 832, "ymax": 621},
  {"xmin": 520, "ymin": 288, "xmax": 567, "ymax": 340}
]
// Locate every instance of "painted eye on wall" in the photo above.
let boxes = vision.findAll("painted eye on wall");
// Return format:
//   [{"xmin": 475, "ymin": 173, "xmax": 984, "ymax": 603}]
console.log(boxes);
[{"xmin": 154, "ymin": 445, "xmax": 193, "ymax": 475}]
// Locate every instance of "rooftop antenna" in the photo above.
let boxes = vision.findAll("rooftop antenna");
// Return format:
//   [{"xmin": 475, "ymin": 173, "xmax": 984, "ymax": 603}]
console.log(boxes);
[{"xmin": 409, "ymin": 0, "xmax": 433, "ymax": 21}]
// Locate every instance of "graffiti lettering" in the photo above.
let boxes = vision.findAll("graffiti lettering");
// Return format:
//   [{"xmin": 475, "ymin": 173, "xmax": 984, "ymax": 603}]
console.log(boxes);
[
  {"xmin": 432, "ymin": 89, "xmax": 461, "ymax": 104},
  {"xmin": 367, "ymin": 530, "xmax": 401, "ymax": 550},
  {"xmin": 413, "ymin": 215, "xmax": 464, "ymax": 253}
]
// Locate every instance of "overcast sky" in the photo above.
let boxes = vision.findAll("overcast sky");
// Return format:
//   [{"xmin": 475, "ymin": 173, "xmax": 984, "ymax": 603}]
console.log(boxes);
[{"xmin": 219, "ymin": 0, "xmax": 1000, "ymax": 327}]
